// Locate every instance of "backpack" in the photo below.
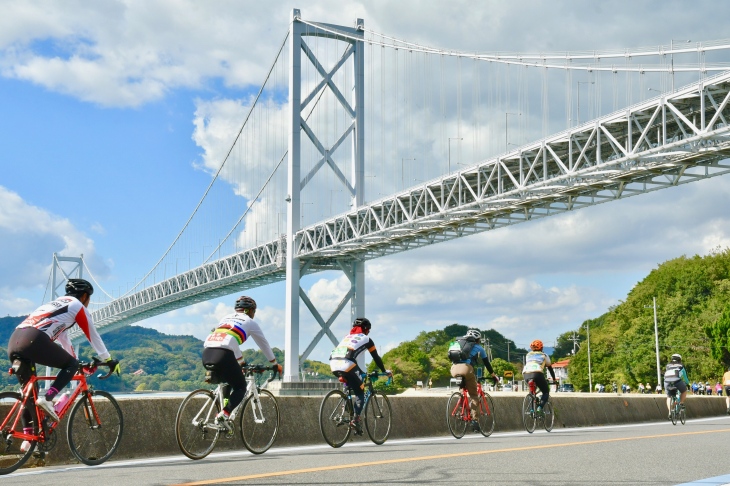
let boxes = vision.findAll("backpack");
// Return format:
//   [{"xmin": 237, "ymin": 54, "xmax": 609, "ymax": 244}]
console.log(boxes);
[{"xmin": 448, "ymin": 336, "xmax": 476, "ymax": 363}]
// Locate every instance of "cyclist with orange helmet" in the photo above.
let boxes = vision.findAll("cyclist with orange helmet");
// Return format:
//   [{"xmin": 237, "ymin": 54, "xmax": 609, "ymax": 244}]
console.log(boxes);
[{"xmin": 523, "ymin": 340, "xmax": 557, "ymax": 412}]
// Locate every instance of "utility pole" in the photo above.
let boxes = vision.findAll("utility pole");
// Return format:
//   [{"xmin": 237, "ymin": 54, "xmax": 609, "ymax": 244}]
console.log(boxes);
[
  {"xmin": 587, "ymin": 321, "xmax": 593, "ymax": 393},
  {"xmin": 569, "ymin": 331, "xmax": 581, "ymax": 355},
  {"xmin": 507, "ymin": 341, "xmax": 510, "ymax": 362},
  {"xmin": 485, "ymin": 338, "xmax": 492, "ymax": 361}
]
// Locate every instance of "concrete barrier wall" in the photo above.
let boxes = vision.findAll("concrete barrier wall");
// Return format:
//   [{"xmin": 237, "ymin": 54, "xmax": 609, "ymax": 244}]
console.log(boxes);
[{"xmin": 32, "ymin": 393, "xmax": 727, "ymax": 467}]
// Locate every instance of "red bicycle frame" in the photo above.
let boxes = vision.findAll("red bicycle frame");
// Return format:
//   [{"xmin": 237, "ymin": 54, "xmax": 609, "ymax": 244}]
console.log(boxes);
[{"xmin": 451, "ymin": 379, "xmax": 491, "ymax": 420}]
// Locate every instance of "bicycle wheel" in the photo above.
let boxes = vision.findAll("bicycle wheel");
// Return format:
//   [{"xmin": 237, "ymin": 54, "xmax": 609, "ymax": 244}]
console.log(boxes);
[
  {"xmin": 67, "ymin": 390, "xmax": 123, "ymax": 466},
  {"xmin": 670, "ymin": 398, "xmax": 678, "ymax": 426},
  {"xmin": 0, "ymin": 392, "xmax": 36, "ymax": 475},
  {"xmin": 446, "ymin": 392, "xmax": 468, "ymax": 439},
  {"xmin": 175, "ymin": 389, "xmax": 220, "ymax": 460},
  {"xmin": 240, "ymin": 389, "xmax": 279, "ymax": 454},
  {"xmin": 680, "ymin": 405, "xmax": 686, "ymax": 425},
  {"xmin": 522, "ymin": 394, "xmax": 537, "ymax": 434},
  {"xmin": 364, "ymin": 391, "xmax": 392, "ymax": 445},
  {"xmin": 477, "ymin": 393, "xmax": 496, "ymax": 437},
  {"xmin": 319, "ymin": 390, "xmax": 353, "ymax": 448},
  {"xmin": 543, "ymin": 401, "xmax": 555, "ymax": 432}
]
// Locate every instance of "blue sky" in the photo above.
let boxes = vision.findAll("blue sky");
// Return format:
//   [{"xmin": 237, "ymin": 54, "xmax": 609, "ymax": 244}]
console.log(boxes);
[{"xmin": 2, "ymin": 1, "xmax": 730, "ymax": 364}]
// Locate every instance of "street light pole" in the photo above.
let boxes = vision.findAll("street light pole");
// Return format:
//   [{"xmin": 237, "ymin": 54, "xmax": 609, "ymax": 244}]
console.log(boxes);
[
  {"xmin": 644, "ymin": 297, "xmax": 662, "ymax": 391},
  {"xmin": 448, "ymin": 138, "xmax": 462, "ymax": 174}
]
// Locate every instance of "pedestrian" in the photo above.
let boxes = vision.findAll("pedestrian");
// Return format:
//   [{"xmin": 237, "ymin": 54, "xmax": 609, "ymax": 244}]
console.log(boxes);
[
  {"xmin": 428, "ymin": 377, "xmax": 432, "ymax": 389},
  {"xmin": 638, "ymin": 383, "xmax": 645, "ymax": 394},
  {"xmin": 706, "ymin": 382, "xmax": 712, "ymax": 395},
  {"xmin": 715, "ymin": 382, "xmax": 722, "ymax": 396},
  {"xmin": 691, "ymin": 382, "xmax": 699, "ymax": 394}
]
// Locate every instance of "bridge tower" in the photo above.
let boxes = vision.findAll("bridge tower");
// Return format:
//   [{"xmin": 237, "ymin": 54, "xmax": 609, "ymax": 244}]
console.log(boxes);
[
  {"xmin": 51, "ymin": 253, "xmax": 85, "ymax": 300},
  {"xmin": 284, "ymin": 9, "xmax": 365, "ymax": 382}
]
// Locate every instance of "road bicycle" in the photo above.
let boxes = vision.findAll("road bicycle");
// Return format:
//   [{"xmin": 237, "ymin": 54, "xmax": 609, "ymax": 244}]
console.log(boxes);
[
  {"xmin": 319, "ymin": 371, "xmax": 392, "ymax": 448},
  {"xmin": 175, "ymin": 364, "xmax": 279, "ymax": 459},
  {"xmin": 0, "ymin": 357, "xmax": 123, "ymax": 475},
  {"xmin": 668, "ymin": 386, "xmax": 686, "ymax": 425},
  {"xmin": 446, "ymin": 375, "xmax": 496, "ymax": 439},
  {"xmin": 522, "ymin": 378, "xmax": 555, "ymax": 433}
]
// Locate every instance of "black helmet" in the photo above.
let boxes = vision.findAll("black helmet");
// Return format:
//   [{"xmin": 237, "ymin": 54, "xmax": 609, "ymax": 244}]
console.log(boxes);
[
  {"xmin": 65, "ymin": 278, "xmax": 94, "ymax": 297},
  {"xmin": 234, "ymin": 296, "xmax": 257, "ymax": 311},
  {"xmin": 354, "ymin": 317, "xmax": 371, "ymax": 331}
]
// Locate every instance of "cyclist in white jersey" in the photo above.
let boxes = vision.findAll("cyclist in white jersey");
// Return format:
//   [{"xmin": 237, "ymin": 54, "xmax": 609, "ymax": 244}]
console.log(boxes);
[
  {"xmin": 329, "ymin": 318, "xmax": 391, "ymax": 433},
  {"xmin": 202, "ymin": 296, "xmax": 282, "ymax": 425},
  {"xmin": 8, "ymin": 279, "xmax": 119, "ymax": 425}
]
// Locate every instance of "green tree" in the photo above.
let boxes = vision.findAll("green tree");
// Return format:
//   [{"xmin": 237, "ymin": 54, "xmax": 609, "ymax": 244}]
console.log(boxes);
[{"xmin": 706, "ymin": 303, "xmax": 730, "ymax": 368}]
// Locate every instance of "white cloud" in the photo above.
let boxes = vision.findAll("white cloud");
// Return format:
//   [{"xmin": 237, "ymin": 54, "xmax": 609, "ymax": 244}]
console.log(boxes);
[{"xmin": 0, "ymin": 186, "xmax": 108, "ymax": 307}]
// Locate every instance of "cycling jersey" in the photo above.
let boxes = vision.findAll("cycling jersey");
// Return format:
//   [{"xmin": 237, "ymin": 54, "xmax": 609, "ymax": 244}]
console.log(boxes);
[
  {"xmin": 523, "ymin": 351, "xmax": 552, "ymax": 373},
  {"xmin": 329, "ymin": 333, "xmax": 378, "ymax": 373},
  {"xmin": 17, "ymin": 296, "xmax": 109, "ymax": 360},
  {"xmin": 203, "ymin": 312, "xmax": 275, "ymax": 364}
]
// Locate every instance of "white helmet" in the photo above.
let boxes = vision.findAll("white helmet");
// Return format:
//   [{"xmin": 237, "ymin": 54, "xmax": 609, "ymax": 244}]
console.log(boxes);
[{"xmin": 466, "ymin": 329, "xmax": 482, "ymax": 342}]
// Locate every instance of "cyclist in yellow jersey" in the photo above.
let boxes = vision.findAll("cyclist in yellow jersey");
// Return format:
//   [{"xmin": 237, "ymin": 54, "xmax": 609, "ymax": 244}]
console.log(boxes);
[
  {"xmin": 522, "ymin": 340, "xmax": 557, "ymax": 412},
  {"xmin": 329, "ymin": 318, "xmax": 391, "ymax": 434}
]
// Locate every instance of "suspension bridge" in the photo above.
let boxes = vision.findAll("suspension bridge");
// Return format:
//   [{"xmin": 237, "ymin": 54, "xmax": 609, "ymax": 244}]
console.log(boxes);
[{"xmin": 53, "ymin": 9, "xmax": 730, "ymax": 381}]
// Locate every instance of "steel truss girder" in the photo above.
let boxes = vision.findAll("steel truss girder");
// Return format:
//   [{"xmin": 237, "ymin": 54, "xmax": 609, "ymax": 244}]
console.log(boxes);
[
  {"xmin": 295, "ymin": 71, "xmax": 730, "ymax": 260},
  {"xmin": 83, "ymin": 72, "xmax": 730, "ymax": 338}
]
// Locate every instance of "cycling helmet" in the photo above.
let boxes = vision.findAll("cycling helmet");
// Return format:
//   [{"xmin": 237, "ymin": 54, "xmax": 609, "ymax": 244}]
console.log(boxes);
[
  {"xmin": 670, "ymin": 353, "xmax": 682, "ymax": 362},
  {"xmin": 354, "ymin": 317, "xmax": 371, "ymax": 332},
  {"xmin": 65, "ymin": 278, "xmax": 94, "ymax": 297},
  {"xmin": 530, "ymin": 339, "xmax": 543, "ymax": 351},
  {"xmin": 234, "ymin": 296, "xmax": 257, "ymax": 311},
  {"xmin": 466, "ymin": 329, "xmax": 482, "ymax": 342}
]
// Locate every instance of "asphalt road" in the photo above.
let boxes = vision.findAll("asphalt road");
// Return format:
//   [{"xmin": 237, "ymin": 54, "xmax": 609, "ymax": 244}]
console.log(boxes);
[{"xmin": 4, "ymin": 416, "xmax": 730, "ymax": 485}]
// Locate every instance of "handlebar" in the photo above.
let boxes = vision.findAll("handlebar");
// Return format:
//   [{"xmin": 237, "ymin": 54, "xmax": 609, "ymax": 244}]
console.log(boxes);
[
  {"xmin": 361, "ymin": 371, "xmax": 393, "ymax": 386},
  {"xmin": 241, "ymin": 364, "xmax": 281, "ymax": 387},
  {"xmin": 78, "ymin": 357, "xmax": 118, "ymax": 380}
]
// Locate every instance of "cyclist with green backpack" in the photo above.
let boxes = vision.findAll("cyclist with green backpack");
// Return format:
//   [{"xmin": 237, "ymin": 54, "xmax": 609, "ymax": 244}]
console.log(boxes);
[{"xmin": 448, "ymin": 329, "xmax": 499, "ymax": 430}]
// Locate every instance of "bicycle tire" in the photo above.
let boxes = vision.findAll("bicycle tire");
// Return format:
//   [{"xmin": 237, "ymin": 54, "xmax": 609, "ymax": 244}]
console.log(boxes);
[
  {"xmin": 543, "ymin": 401, "xmax": 555, "ymax": 432},
  {"xmin": 67, "ymin": 390, "xmax": 123, "ymax": 466},
  {"xmin": 477, "ymin": 392, "xmax": 496, "ymax": 437},
  {"xmin": 319, "ymin": 390, "xmax": 353, "ymax": 448},
  {"xmin": 364, "ymin": 391, "xmax": 392, "ymax": 445},
  {"xmin": 522, "ymin": 394, "xmax": 537, "ymax": 434},
  {"xmin": 670, "ymin": 398, "xmax": 678, "ymax": 426},
  {"xmin": 175, "ymin": 389, "xmax": 220, "ymax": 460},
  {"xmin": 680, "ymin": 405, "xmax": 686, "ymax": 425},
  {"xmin": 446, "ymin": 392, "xmax": 468, "ymax": 439},
  {"xmin": 0, "ymin": 392, "xmax": 36, "ymax": 475},
  {"xmin": 240, "ymin": 389, "xmax": 279, "ymax": 454}
]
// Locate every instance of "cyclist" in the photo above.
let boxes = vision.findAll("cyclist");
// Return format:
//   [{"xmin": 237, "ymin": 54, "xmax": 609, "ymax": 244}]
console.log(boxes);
[
  {"xmin": 202, "ymin": 296, "xmax": 282, "ymax": 427},
  {"xmin": 329, "ymin": 317, "xmax": 391, "ymax": 434},
  {"xmin": 664, "ymin": 353, "xmax": 690, "ymax": 419},
  {"xmin": 449, "ymin": 329, "xmax": 499, "ymax": 431},
  {"xmin": 7, "ymin": 279, "xmax": 119, "ymax": 430},
  {"xmin": 522, "ymin": 340, "xmax": 557, "ymax": 413}
]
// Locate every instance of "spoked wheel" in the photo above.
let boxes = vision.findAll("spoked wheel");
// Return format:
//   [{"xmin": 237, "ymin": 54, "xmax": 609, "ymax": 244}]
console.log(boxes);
[
  {"xmin": 680, "ymin": 405, "xmax": 686, "ymax": 425},
  {"xmin": 0, "ymin": 392, "xmax": 36, "ymax": 475},
  {"xmin": 240, "ymin": 389, "xmax": 279, "ymax": 454},
  {"xmin": 364, "ymin": 391, "xmax": 392, "ymax": 445},
  {"xmin": 522, "ymin": 394, "xmax": 537, "ymax": 434},
  {"xmin": 67, "ymin": 390, "xmax": 123, "ymax": 466},
  {"xmin": 670, "ymin": 400, "xmax": 678, "ymax": 426},
  {"xmin": 477, "ymin": 393, "xmax": 496, "ymax": 437},
  {"xmin": 446, "ymin": 392, "xmax": 468, "ymax": 439},
  {"xmin": 543, "ymin": 401, "xmax": 555, "ymax": 432},
  {"xmin": 319, "ymin": 390, "xmax": 353, "ymax": 448},
  {"xmin": 175, "ymin": 389, "xmax": 220, "ymax": 460}
]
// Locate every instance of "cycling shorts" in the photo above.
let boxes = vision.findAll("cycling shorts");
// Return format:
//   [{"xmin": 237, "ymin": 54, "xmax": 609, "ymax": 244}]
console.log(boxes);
[{"xmin": 665, "ymin": 380, "xmax": 687, "ymax": 396}]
